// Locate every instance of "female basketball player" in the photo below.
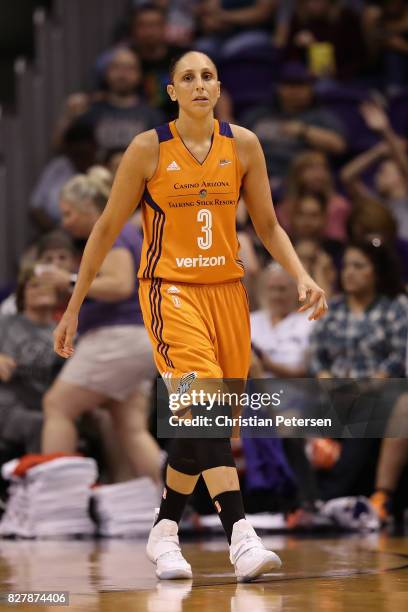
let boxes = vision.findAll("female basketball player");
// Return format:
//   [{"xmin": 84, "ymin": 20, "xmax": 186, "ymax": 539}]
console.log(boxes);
[{"xmin": 53, "ymin": 51, "xmax": 328, "ymax": 582}]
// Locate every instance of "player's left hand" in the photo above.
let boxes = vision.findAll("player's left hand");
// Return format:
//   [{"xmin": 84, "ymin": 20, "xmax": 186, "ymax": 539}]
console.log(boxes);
[{"xmin": 297, "ymin": 276, "xmax": 328, "ymax": 321}]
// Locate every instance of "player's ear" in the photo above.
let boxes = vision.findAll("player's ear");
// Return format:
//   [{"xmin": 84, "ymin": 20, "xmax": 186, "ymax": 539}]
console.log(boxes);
[
  {"xmin": 167, "ymin": 83, "xmax": 177, "ymax": 102},
  {"xmin": 217, "ymin": 80, "xmax": 221, "ymax": 99}
]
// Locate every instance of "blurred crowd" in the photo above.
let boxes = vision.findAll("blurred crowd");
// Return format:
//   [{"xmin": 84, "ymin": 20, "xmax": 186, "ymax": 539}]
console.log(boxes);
[{"xmin": 1, "ymin": 0, "xmax": 408, "ymax": 529}]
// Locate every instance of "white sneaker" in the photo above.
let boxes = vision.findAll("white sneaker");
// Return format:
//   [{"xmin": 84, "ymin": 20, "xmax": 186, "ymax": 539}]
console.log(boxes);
[
  {"xmin": 146, "ymin": 515, "xmax": 192, "ymax": 580},
  {"xmin": 229, "ymin": 519, "xmax": 282, "ymax": 582}
]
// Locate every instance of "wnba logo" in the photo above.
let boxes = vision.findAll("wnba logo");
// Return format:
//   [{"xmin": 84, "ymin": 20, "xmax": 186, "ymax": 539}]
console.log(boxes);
[{"xmin": 199, "ymin": 189, "xmax": 207, "ymax": 198}]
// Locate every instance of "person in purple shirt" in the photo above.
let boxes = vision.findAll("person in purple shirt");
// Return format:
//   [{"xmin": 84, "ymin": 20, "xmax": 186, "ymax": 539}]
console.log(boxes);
[{"xmin": 41, "ymin": 167, "xmax": 161, "ymax": 485}]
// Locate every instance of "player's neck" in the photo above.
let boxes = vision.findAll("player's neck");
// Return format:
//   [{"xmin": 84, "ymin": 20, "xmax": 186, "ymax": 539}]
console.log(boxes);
[{"xmin": 175, "ymin": 112, "xmax": 215, "ymax": 144}]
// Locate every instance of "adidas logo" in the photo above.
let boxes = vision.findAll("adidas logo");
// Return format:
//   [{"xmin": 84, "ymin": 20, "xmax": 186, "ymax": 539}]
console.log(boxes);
[
  {"xmin": 219, "ymin": 159, "xmax": 231, "ymax": 166},
  {"xmin": 167, "ymin": 285, "xmax": 180, "ymax": 294},
  {"xmin": 167, "ymin": 160, "xmax": 180, "ymax": 171}
]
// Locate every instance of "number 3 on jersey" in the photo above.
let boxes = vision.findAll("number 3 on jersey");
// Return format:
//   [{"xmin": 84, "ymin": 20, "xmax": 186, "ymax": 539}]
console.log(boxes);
[{"xmin": 197, "ymin": 209, "xmax": 212, "ymax": 250}]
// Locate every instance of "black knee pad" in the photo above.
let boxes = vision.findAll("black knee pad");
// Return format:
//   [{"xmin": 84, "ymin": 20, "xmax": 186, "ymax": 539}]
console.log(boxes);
[
  {"xmin": 194, "ymin": 437, "xmax": 236, "ymax": 471},
  {"xmin": 167, "ymin": 437, "xmax": 200, "ymax": 475}
]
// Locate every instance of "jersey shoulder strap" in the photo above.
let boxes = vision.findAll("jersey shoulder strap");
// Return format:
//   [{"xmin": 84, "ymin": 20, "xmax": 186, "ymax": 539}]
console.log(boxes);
[
  {"xmin": 218, "ymin": 121, "xmax": 234, "ymax": 139},
  {"xmin": 154, "ymin": 123, "xmax": 174, "ymax": 143}
]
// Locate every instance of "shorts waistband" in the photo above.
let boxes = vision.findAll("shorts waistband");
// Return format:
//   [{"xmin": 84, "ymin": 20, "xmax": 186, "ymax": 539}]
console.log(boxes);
[{"xmin": 138, "ymin": 278, "xmax": 243, "ymax": 288}]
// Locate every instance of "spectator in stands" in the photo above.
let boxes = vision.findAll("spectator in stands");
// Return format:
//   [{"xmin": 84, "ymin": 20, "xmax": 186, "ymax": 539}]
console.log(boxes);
[
  {"xmin": 36, "ymin": 229, "xmax": 78, "ymax": 271},
  {"xmin": 195, "ymin": 0, "xmax": 276, "ymax": 60},
  {"xmin": 249, "ymin": 261, "xmax": 318, "ymax": 518},
  {"xmin": 130, "ymin": 4, "xmax": 185, "ymax": 118},
  {"xmin": 369, "ymin": 322, "xmax": 408, "ymax": 523},
  {"xmin": 97, "ymin": 3, "xmax": 234, "ymax": 121},
  {"xmin": 81, "ymin": 47, "xmax": 164, "ymax": 151},
  {"xmin": 347, "ymin": 196, "xmax": 398, "ymax": 245},
  {"xmin": 310, "ymin": 240, "xmax": 407, "ymax": 379},
  {"xmin": 0, "ymin": 231, "xmax": 78, "ymax": 318},
  {"xmin": 95, "ymin": 4, "xmax": 185, "ymax": 119},
  {"xmin": 346, "ymin": 195, "xmax": 408, "ymax": 281},
  {"xmin": 156, "ymin": 0, "xmax": 196, "ymax": 46},
  {"xmin": 33, "ymin": 231, "xmax": 80, "ymax": 321},
  {"xmin": 52, "ymin": 92, "xmax": 91, "ymax": 152},
  {"xmin": 0, "ymin": 263, "xmax": 138, "ymax": 487},
  {"xmin": 287, "ymin": 192, "xmax": 344, "ymax": 269},
  {"xmin": 363, "ymin": 0, "xmax": 408, "ymax": 92},
  {"xmin": 242, "ymin": 62, "xmax": 346, "ymax": 188},
  {"xmin": 41, "ymin": 169, "xmax": 161, "ymax": 484},
  {"xmin": 30, "ymin": 123, "xmax": 97, "ymax": 230},
  {"xmin": 295, "ymin": 239, "xmax": 337, "ymax": 299},
  {"xmin": 283, "ymin": 0, "xmax": 366, "ymax": 81},
  {"xmin": 0, "ymin": 266, "xmax": 61, "ymax": 463},
  {"xmin": 370, "ymin": 393, "xmax": 408, "ymax": 524},
  {"xmin": 251, "ymin": 262, "xmax": 315, "ymax": 378},
  {"xmin": 309, "ymin": 240, "xmax": 408, "ymax": 500},
  {"xmin": 341, "ymin": 101, "xmax": 408, "ymax": 241},
  {"xmin": 277, "ymin": 150, "xmax": 351, "ymax": 242}
]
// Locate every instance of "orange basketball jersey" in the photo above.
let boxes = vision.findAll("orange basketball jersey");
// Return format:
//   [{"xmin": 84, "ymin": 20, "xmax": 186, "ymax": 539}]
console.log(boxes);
[{"xmin": 137, "ymin": 119, "xmax": 244, "ymax": 284}]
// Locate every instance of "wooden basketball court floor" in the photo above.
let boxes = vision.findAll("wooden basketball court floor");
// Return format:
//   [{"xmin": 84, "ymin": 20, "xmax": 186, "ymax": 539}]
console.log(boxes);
[{"xmin": 0, "ymin": 533, "xmax": 407, "ymax": 611}]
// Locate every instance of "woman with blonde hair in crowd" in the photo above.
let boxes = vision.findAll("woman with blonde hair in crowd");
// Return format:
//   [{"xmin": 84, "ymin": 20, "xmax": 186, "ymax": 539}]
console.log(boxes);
[
  {"xmin": 277, "ymin": 150, "xmax": 351, "ymax": 242},
  {"xmin": 41, "ymin": 167, "xmax": 161, "ymax": 485}
]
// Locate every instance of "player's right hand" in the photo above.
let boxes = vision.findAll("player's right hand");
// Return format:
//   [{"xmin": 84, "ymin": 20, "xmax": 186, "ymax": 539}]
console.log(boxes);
[{"xmin": 53, "ymin": 311, "xmax": 78, "ymax": 358}]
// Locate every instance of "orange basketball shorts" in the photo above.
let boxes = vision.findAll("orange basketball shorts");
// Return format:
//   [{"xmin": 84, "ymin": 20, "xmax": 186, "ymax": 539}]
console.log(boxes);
[{"xmin": 138, "ymin": 279, "xmax": 251, "ymax": 382}]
